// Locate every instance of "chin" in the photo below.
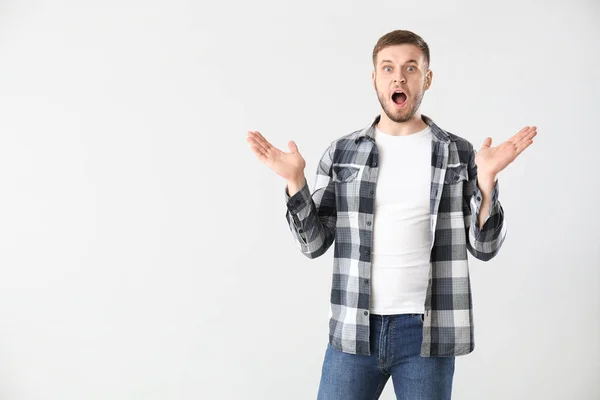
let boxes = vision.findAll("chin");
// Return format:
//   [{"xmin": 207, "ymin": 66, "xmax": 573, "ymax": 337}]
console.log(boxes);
[{"xmin": 389, "ymin": 108, "xmax": 412, "ymax": 121}]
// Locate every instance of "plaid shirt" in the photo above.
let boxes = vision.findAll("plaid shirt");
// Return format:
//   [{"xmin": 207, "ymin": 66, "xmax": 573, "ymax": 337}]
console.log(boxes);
[{"xmin": 284, "ymin": 114, "xmax": 506, "ymax": 357}]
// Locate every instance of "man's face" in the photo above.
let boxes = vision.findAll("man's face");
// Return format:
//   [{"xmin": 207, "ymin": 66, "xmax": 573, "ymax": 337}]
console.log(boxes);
[{"xmin": 372, "ymin": 44, "xmax": 432, "ymax": 123}]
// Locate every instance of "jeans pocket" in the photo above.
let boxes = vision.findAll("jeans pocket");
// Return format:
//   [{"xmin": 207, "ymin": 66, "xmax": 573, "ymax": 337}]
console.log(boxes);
[{"xmin": 412, "ymin": 313, "xmax": 424, "ymax": 322}]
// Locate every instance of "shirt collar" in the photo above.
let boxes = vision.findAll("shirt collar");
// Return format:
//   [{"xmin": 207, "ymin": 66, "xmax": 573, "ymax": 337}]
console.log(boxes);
[{"xmin": 354, "ymin": 114, "xmax": 451, "ymax": 144}]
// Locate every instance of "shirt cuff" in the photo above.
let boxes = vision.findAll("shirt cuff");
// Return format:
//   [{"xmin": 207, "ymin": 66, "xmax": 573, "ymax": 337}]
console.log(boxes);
[
  {"xmin": 284, "ymin": 180, "xmax": 311, "ymax": 215},
  {"xmin": 472, "ymin": 178, "xmax": 499, "ymax": 221}
]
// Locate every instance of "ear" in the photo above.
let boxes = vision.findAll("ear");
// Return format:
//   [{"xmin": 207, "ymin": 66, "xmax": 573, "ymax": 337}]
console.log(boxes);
[
  {"xmin": 424, "ymin": 69, "xmax": 433, "ymax": 90},
  {"xmin": 372, "ymin": 70, "xmax": 376, "ymax": 89}
]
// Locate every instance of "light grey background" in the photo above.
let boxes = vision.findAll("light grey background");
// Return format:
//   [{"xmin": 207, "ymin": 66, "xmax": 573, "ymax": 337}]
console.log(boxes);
[{"xmin": 0, "ymin": 0, "xmax": 598, "ymax": 399}]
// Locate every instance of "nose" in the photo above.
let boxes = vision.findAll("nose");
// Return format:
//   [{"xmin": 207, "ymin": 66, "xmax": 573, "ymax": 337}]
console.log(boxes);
[{"xmin": 393, "ymin": 70, "xmax": 406, "ymax": 84}]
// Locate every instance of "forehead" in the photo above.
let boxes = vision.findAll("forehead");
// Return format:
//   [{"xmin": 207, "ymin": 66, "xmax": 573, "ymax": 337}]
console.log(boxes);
[{"xmin": 376, "ymin": 44, "xmax": 425, "ymax": 65}]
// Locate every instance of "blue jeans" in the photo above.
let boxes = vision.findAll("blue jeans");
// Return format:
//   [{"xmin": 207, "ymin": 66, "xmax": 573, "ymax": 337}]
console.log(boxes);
[{"xmin": 317, "ymin": 313, "xmax": 455, "ymax": 400}]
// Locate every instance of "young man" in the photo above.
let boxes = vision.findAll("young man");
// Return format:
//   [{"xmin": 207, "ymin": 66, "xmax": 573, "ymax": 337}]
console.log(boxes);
[{"xmin": 247, "ymin": 30, "xmax": 536, "ymax": 400}]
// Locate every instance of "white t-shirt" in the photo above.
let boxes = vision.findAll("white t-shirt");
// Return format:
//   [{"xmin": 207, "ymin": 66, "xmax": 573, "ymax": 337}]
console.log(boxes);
[{"xmin": 369, "ymin": 125, "xmax": 433, "ymax": 315}]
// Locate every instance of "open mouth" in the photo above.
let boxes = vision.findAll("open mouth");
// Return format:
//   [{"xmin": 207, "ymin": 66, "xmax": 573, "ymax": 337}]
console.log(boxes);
[{"xmin": 392, "ymin": 90, "xmax": 408, "ymax": 106}]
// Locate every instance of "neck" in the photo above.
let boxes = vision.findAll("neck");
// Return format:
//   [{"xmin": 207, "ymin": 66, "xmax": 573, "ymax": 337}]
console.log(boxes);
[{"xmin": 376, "ymin": 111, "xmax": 428, "ymax": 136}]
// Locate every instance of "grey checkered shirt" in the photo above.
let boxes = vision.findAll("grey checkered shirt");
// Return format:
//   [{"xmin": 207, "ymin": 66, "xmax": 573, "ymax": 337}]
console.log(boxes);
[{"xmin": 284, "ymin": 114, "xmax": 506, "ymax": 357}]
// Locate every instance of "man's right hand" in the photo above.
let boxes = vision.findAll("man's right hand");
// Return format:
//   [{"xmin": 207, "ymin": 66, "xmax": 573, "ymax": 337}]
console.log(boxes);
[{"xmin": 247, "ymin": 130, "xmax": 306, "ymax": 194}]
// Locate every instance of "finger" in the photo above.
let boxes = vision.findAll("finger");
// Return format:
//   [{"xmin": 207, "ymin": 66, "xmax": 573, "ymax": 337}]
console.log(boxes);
[
  {"xmin": 481, "ymin": 137, "xmax": 492, "ymax": 149},
  {"xmin": 249, "ymin": 144, "xmax": 268, "ymax": 162},
  {"xmin": 288, "ymin": 140, "xmax": 299, "ymax": 153},
  {"xmin": 252, "ymin": 130, "xmax": 274, "ymax": 150},
  {"xmin": 515, "ymin": 139, "xmax": 534, "ymax": 155},
  {"xmin": 509, "ymin": 126, "xmax": 535, "ymax": 143},
  {"xmin": 513, "ymin": 127, "xmax": 537, "ymax": 145},
  {"xmin": 247, "ymin": 131, "xmax": 269, "ymax": 150},
  {"xmin": 247, "ymin": 135, "xmax": 270, "ymax": 154},
  {"xmin": 246, "ymin": 133, "xmax": 269, "ymax": 153},
  {"xmin": 507, "ymin": 126, "xmax": 529, "ymax": 143}
]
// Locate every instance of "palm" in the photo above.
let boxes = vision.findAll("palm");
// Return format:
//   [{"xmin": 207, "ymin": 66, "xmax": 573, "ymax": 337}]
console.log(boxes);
[
  {"xmin": 247, "ymin": 130, "xmax": 306, "ymax": 181},
  {"xmin": 475, "ymin": 126, "xmax": 537, "ymax": 175}
]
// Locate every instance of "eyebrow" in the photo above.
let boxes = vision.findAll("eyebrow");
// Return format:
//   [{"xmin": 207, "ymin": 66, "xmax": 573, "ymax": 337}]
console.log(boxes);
[{"xmin": 379, "ymin": 59, "xmax": 420, "ymax": 65}]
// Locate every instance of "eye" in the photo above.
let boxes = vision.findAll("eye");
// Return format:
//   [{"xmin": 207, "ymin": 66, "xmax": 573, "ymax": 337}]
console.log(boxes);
[
  {"xmin": 383, "ymin": 66, "xmax": 392, "ymax": 73},
  {"xmin": 407, "ymin": 66, "xmax": 416, "ymax": 72}
]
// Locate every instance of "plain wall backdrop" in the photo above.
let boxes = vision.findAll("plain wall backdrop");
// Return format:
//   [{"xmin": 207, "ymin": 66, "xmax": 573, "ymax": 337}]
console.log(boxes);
[{"xmin": 0, "ymin": 0, "xmax": 598, "ymax": 399}]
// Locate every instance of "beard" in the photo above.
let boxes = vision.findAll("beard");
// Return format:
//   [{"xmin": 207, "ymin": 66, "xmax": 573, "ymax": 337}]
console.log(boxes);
[{"xmin": 376, "ymin": 84, "xmax": 425, "ymax": 123}]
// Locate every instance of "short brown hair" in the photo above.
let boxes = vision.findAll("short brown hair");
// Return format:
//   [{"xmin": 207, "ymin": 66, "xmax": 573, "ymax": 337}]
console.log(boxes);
[{"xmin": 372, "ymin": 30, "xmax": 430, "ymax": 69}]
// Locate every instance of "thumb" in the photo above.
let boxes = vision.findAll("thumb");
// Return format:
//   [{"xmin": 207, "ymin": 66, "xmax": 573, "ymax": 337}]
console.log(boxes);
[
  {"xmin": 481, "ymin": 137, "xmax": 492, "ymax": 149},
  {"xmin": 288, "ymin": 140, "xmax": 299, "ymax": 153}
]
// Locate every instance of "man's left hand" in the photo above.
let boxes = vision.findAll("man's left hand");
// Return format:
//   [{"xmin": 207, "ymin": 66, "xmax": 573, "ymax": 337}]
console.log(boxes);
[{"xmin": 475, "ymin": 125, "xmax": 538, "ymax": 179}]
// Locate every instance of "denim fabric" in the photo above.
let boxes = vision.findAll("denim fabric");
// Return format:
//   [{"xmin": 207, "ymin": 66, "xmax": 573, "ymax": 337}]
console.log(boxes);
[{"xmin": 317, "ymin": 313, "xmax": 455, "ymax": 399}]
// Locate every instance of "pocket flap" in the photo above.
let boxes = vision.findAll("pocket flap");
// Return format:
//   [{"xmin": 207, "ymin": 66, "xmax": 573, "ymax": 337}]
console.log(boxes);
[
  {"xmin": 444, "ymin": 164, "xmax": 468, "ymax": 184},
  {"xmin": 332, "ymin": 165, "xmax": 360, "ymax": 182}
]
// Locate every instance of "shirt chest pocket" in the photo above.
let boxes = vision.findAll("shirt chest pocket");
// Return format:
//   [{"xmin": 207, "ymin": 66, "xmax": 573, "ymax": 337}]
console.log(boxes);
[
  {"xmin": 443, "ymin": 164, "xmax": 469, "ymax": 185},
  {"xmin": 439, "ymin": 163, "xmax": 469, "ymax": 218},
  {"xmin": 332, "ymin": 165, "xmax": 360, "ymax": 183},
  {"xmin": 332, "ymin": 165, "xmax": 361, "ymax": 214}
]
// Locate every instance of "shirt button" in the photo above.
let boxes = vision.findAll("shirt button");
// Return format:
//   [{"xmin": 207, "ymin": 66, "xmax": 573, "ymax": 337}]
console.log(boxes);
[
  {"xmin": 365, "ymin": 250, "xmax": 370, "ymax": 256},
  {"xmin": 372, "ymin": 162, "xmax": 377, "ymax": 167},
  {"xmin": 364, "ymin": 311, "xmax": 369, "ymax": 316},
  {"xmin": 366, "ymin": 221, "xmax": 371, "ymax": 226},
  {"xmin": 476, "ymin": 196, "xmax": 481, "ymax": 201},
  {"xmin": 369, "ymin": 190, "xmax": 374, "ymax": 195},
  {"xmin": 364, "ymin": 279, "xmax": 369, "ymax": 284}
]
